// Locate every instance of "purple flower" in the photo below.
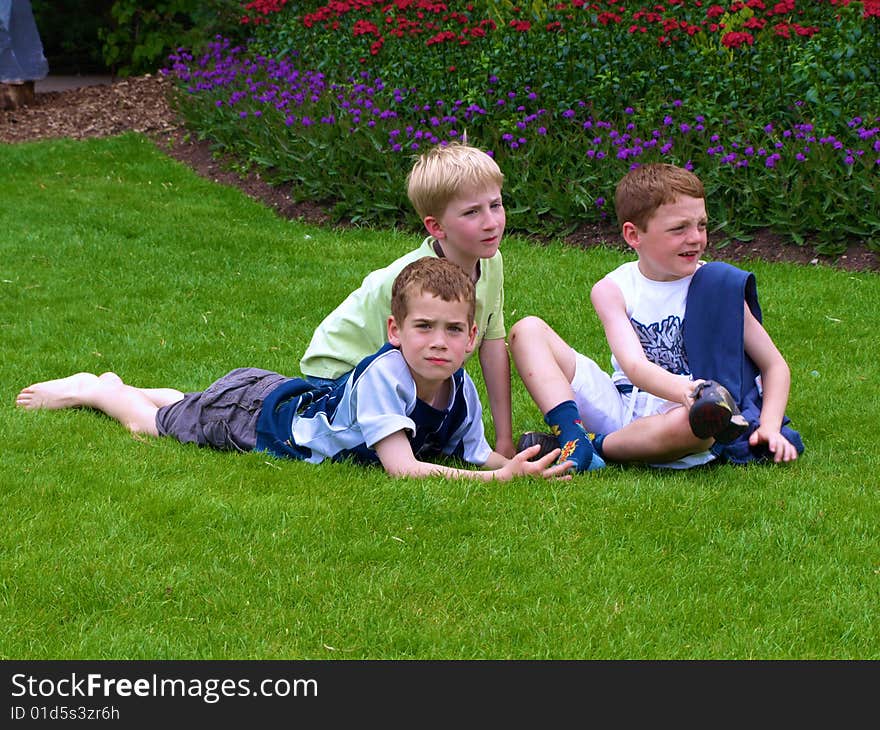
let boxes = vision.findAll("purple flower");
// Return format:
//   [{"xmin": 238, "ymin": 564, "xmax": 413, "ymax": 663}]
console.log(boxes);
[{"xmin": 595, "ymin": 197, "xmax": 605, "ymax": 207}]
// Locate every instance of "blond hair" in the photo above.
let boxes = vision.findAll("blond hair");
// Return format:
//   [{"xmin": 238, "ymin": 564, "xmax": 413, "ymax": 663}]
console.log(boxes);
[
  {"xmin": 391, "ymin": 257, "xmax": 476, "ymax": 325},
  {"xmin": 614, "ymin": 163, "xmax": 705, "ymax": 231},
  {"xmin": 406, "ymin": 141, "xmax": 504, "ymax": 220}
]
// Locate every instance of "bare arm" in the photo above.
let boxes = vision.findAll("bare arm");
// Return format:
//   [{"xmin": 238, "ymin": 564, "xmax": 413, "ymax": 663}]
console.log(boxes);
[
  {"xmin": 373, "ymin": 430, "xmax": 572, "ymax": 481},
  {"xmin": 742, "ymin": 303, "xmax": 799, "ymax": 462},
  {"xmin": 479, "ymin": 337, "xmax": 515, "ymax": 458},
  {"xmin": 590, "ymin": 278, "xmax": 695, "ymax": 406}
]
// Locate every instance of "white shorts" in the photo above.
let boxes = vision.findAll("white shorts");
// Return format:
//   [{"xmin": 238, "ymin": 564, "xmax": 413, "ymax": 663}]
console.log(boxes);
[{"xmin": 570, "ymin": 351, "xmax": 715, "ymax": 470}]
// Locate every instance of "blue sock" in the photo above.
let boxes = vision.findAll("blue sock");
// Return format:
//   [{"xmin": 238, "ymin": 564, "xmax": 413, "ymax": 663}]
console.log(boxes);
[
  {"xmin": 592, "ymin": 432, "xmax": 606, "ymax": 460},
  {"xmin": 544, "ymin": 400, "xmax": 605, "ymax": 472}
]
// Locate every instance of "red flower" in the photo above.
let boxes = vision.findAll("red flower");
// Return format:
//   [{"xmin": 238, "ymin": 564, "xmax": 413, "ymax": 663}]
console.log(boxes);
[
  {"xmin": 244, "ymin": 0, "xmax": 289, "ymax": 15},
  {"xmin": 353, "ymin": 19, "xmax": 381, "ymax": 37},
  {"xmin": 597, "ymin": 11, "xmax": 622, "ymax": 24},
  {"xmin": 770, "ymin": 0, "xmax": 794, "ymax": 15},
  {"xmin": 721, "ymin": 30, "xmax": 754, "ymax": 47},
  {"xmin": 742, "ymin": 17, "xmax": 766, "ymax": 29},
  {"xmin": 426, "ymin": 30, "xmax": 457, "ymax": 45},
  {"xmin": 772, "ymin": 21, "xmax": 790, "ymax": 38}
]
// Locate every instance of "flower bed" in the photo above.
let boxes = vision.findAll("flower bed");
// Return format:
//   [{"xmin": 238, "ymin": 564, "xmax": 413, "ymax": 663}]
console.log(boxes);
[{"xmin": 164, "ymin": 0, "xmax": 879, "ymax": 253}]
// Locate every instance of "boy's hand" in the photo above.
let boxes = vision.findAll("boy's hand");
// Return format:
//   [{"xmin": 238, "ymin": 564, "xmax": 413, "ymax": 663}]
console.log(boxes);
[
  {"xmin": 499, "ymin": 445, "xmax": 573, "ymax": 480},
  {"xmin": 749, "ymin": 425, "xmax": 800, "ymax": 463}
]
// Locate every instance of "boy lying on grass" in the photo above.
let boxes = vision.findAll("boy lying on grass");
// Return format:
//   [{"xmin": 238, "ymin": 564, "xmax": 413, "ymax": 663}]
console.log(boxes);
[{"xmin": 17, "ymin": 257, "xmax": 571, "ymax": 482}]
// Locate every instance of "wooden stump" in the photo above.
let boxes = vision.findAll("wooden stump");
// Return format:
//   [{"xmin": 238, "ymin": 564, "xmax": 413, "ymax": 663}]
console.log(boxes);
[{"xmin": 0, "ymin": 81, "xmax": 36, "ymax": 110}]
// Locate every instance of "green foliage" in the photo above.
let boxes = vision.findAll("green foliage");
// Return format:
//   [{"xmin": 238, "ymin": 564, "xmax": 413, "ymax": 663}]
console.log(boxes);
[
  {"xmin": 165, "ymin": 1, "xmax": 879, "ymax": 255},
  {"xmin": 98, "ymin": 0, "xmax": 248, "ymax": 76},
  {"xmin": 2, "ymin": 136, "xmax": 880, "ymax": 659},
  {"xmin": 31, "ymin": 0, "xmax": 114, "ymax": 74}
]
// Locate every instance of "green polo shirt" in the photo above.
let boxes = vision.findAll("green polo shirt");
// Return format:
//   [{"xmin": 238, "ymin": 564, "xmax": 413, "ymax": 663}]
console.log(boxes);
[{"xmin": 300, "ymin": 237, "xmax": 505, "ymax": 380}]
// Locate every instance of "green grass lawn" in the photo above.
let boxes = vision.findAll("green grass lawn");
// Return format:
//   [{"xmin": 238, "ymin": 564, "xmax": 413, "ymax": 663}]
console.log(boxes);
[{"xmin": 2, "ymin": 134, "xmax": 878, "ymax": 659}]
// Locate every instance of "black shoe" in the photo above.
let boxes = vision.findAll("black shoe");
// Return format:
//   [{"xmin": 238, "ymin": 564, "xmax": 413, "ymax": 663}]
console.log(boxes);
[
  {"xmin": 689, "ymin": 380, "xmax": 749, "ymax": 444},
  {"xmin": 515, "ymin": 431, "xmax": 559, "ymax": 461}
]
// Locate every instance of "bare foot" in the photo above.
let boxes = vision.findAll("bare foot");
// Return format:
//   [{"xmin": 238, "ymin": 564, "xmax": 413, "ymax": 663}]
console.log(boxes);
[{"xmin": 15, "ymin": 372, "xmax": 101, "ymax": 410}]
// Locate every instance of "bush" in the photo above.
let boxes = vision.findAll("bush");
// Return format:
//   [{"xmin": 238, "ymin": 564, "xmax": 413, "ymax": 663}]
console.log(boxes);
[
  {"xmin": 100, "ymin": 0, "xmax": 250, "ymax": 76},
  {"xmin": 165, "ymin": 0, "xmax": 880, "ymax": 253},
  {"xmin": 33, "ymin": 0, "xmax": 250, "ymax": 77}
]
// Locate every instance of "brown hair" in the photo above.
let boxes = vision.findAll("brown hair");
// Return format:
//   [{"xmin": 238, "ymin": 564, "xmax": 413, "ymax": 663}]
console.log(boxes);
[
  {"xmin": 406, "ymin": 141, "xmax": 504, "ymax": 220},
  {"xmin": 614, "ymin": 163, "xmax": 705, "ymax": 231},
  {"xmin": 391, "ymin": 257, "xmax": 476, "ymax": 325}
]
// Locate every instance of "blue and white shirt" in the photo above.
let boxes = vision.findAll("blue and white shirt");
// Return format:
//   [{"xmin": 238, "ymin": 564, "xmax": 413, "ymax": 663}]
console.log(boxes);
[{"xmin": 256, "ymin": 344, "xmax": 493, "ymax": 467}]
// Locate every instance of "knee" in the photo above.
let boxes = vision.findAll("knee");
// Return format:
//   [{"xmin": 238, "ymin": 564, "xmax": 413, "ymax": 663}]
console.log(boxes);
[{"xmin": 509, "ymin": 316, "xmax": 548, "ymax": 349}]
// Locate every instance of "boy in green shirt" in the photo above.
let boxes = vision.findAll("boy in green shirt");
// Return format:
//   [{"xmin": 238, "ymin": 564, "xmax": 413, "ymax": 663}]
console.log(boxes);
[{"xmin": 300, "ymin": 141, "xmax": 515, "ymax": 457}]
